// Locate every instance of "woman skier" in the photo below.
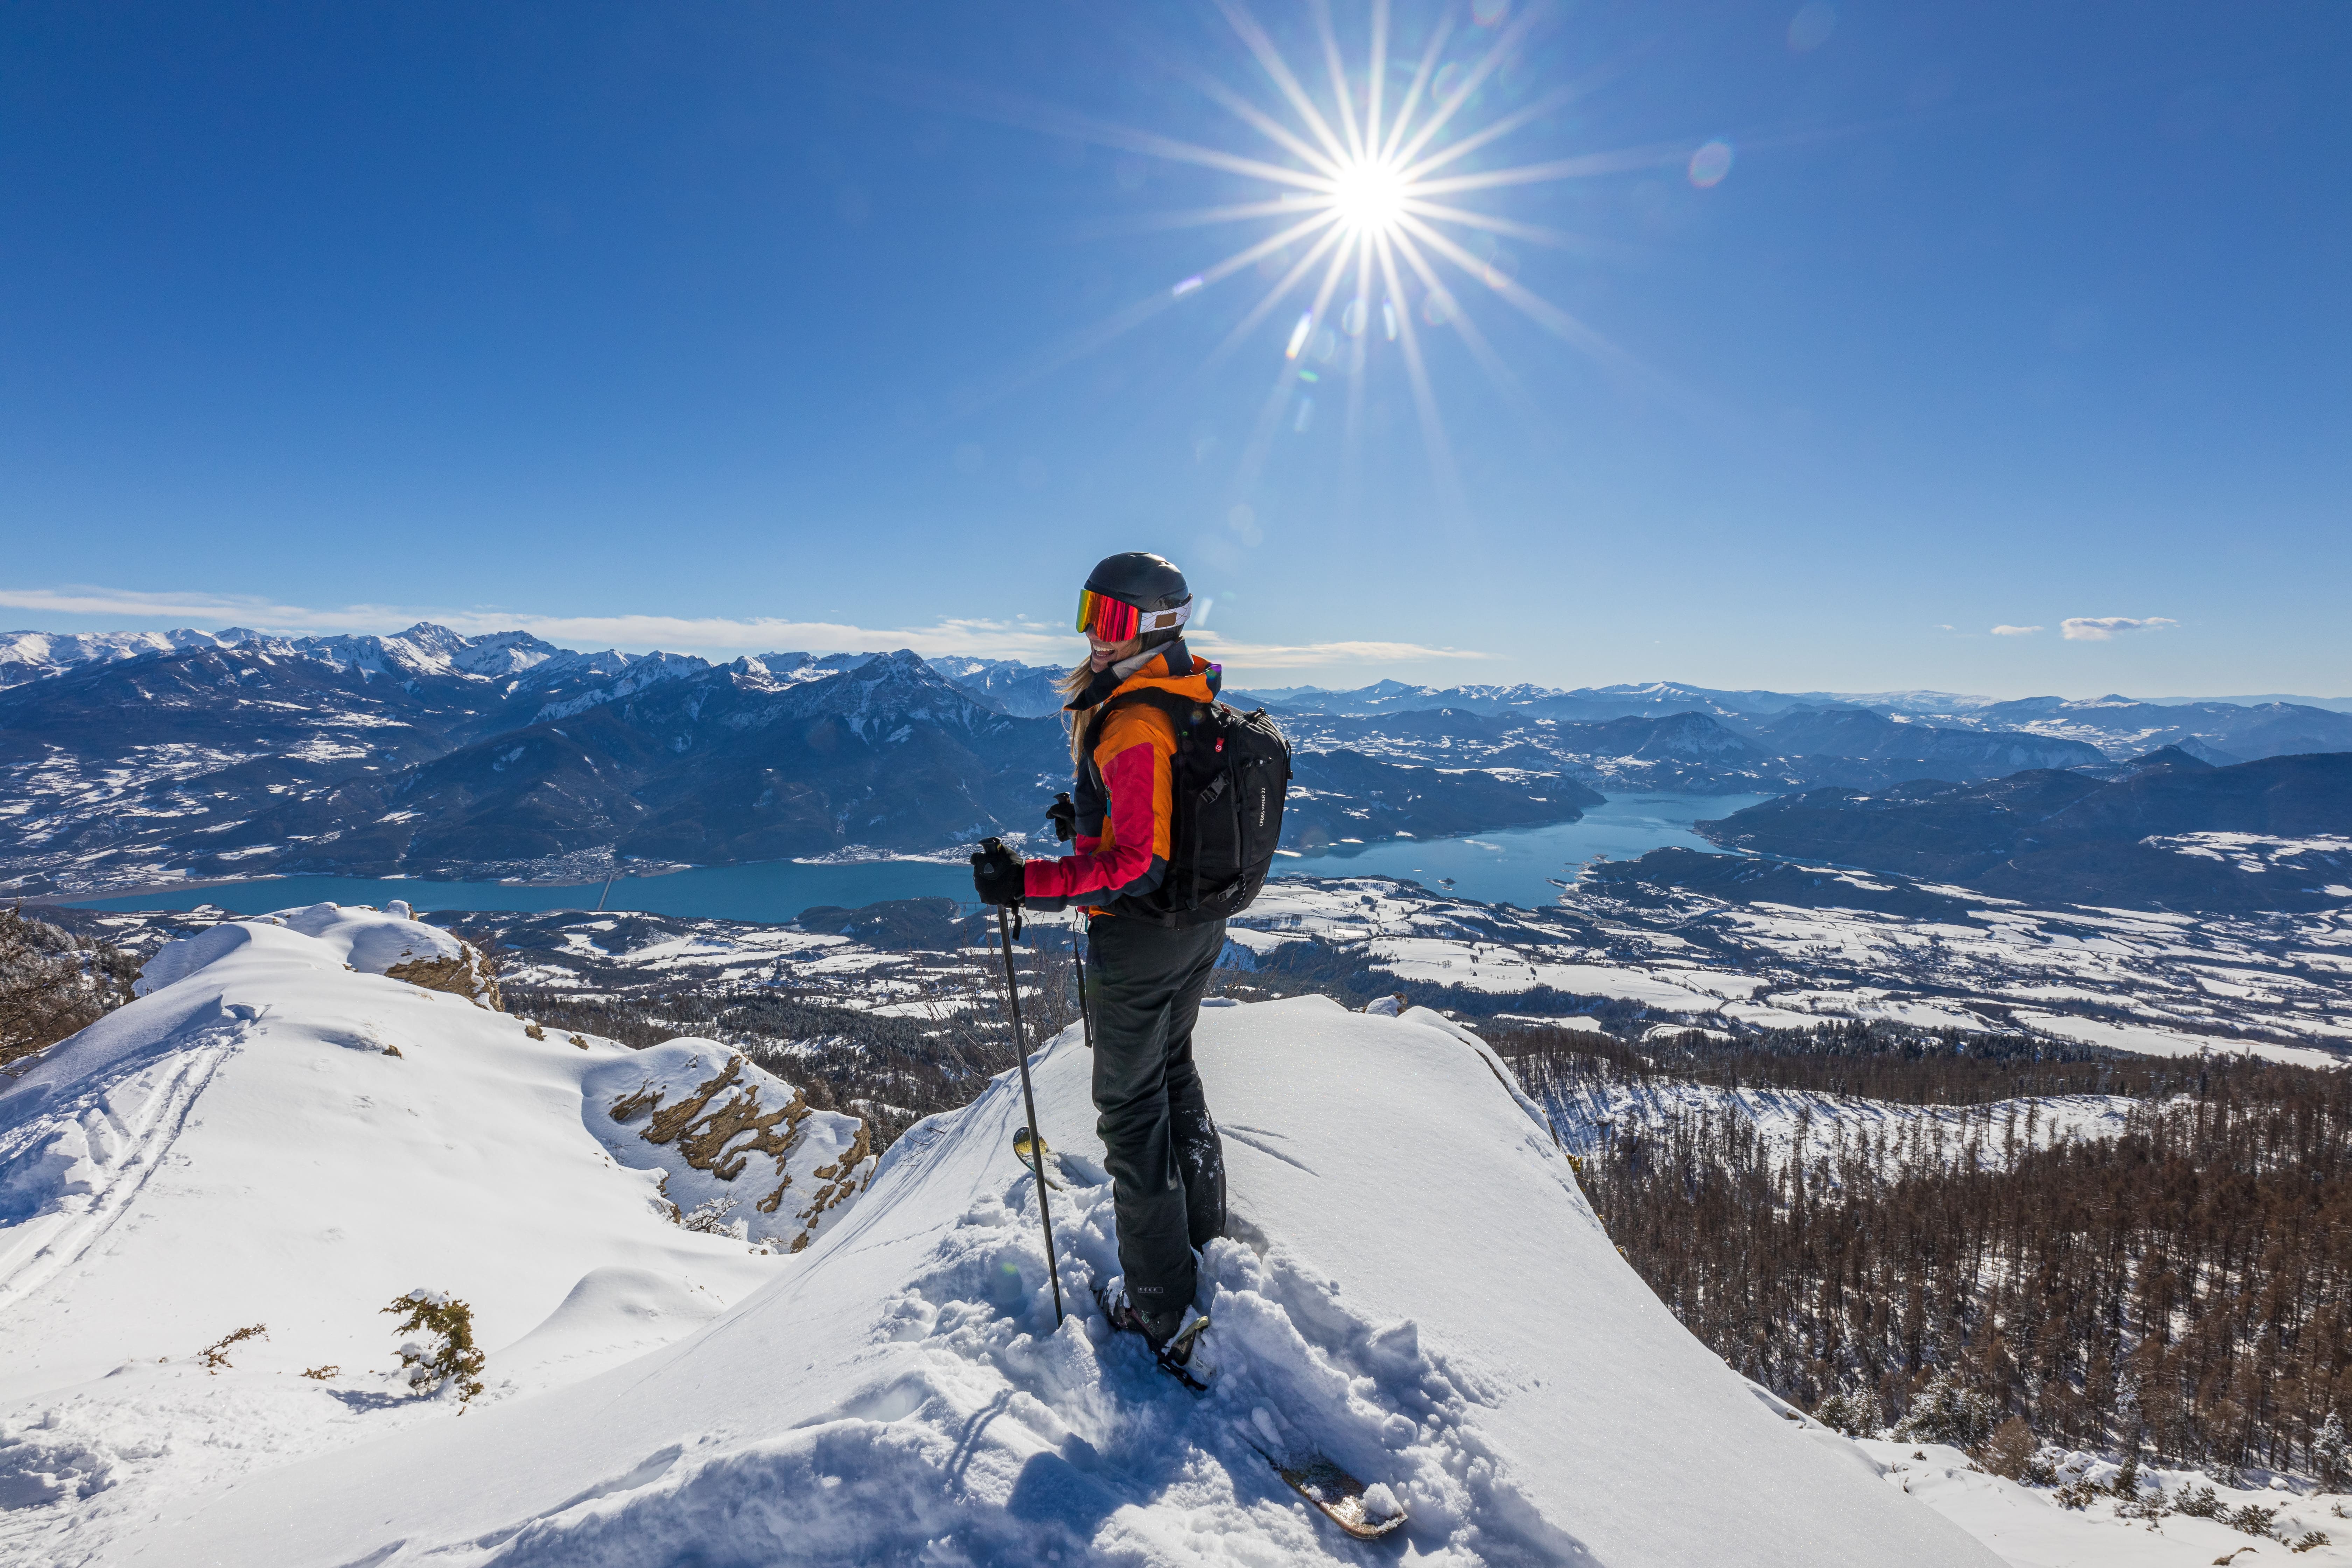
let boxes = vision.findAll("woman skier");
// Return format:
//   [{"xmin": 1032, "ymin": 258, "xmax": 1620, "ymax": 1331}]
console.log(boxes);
[{"xmin": 969, "ymin": 551, "xmax": 1228, "ymax": 1357}]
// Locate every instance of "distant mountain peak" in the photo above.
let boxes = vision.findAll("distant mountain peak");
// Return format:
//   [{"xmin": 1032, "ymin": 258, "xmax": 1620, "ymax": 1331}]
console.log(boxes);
[{"xmin": 2122, "ymin": 744, "xmax": 2217, "ymax": 775}]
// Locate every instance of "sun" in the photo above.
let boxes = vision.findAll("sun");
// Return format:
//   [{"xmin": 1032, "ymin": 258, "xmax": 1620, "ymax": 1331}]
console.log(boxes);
[{"xmin": 1326, "ymin": 155, "xmax": 1410, "ymax": 235}]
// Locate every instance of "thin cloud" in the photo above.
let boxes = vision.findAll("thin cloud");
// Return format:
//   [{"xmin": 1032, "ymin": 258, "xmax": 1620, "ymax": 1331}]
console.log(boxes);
[
  {"xmin": 0, "ymin": 584, "xmax": 1490, "ymax": 673},
  {"xmin": 1989, "ymin": 624, "xmax": 2044, "ymax": 637},
  {"xmin": 0, "ymin": 586, "xmax": 1079, "ymax": 660},
  {"xmin": 0, "ymin": 585, "xmax": 400, "ymax": 630},
  {"xmin": 1189, "ymin": 633, "xmax": 1492, "ymax": 672},
  {"xmin": 2062, "ymin": 616, "xmax": 2178, "ymax": 642},
  {"xmin": 478, "ymin": 613, "xmax": 1081, "ymax": 662}
]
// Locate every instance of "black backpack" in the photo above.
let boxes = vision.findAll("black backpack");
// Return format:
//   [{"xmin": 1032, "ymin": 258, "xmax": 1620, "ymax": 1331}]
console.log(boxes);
[{"xmin": 1094, "ymin": 691, "xmax": 1291, "ymax": 927}]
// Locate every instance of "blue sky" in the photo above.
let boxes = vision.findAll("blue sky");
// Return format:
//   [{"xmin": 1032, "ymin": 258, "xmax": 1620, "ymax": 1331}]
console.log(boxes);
[{"xmin": 4, "ymin": 1, "xmax": 2346, "ymax": 698}]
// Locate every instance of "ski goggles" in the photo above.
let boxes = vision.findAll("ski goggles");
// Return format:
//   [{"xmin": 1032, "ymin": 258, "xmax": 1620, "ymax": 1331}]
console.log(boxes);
[{"xmin": 1076, "ymin": 590, "xmax": 1191, "ymax": 642}]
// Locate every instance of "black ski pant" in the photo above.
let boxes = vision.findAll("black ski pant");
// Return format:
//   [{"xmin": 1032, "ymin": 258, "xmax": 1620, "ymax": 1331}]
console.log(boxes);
[{"xmin": 1085, "ymin": 912, "xmax": 1228, "ymax": 1340}]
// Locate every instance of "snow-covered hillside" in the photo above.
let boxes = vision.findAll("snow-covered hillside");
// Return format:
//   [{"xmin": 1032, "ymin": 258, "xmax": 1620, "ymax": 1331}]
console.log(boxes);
[
  {"xmin": 1, "ymin": 918, "xmax": 2003, "ymax": 1567},
  {"xmin": 0, "ymin": 904, "xmax": 871, "ymax": 1553},
  {"xmin": 1228, "ymin": 877, "xmax": 2352, "ymax": 1065},
  {"xmin": 1543, "ymin": 1078, "xmax": 2138, "ymax": 1172}
]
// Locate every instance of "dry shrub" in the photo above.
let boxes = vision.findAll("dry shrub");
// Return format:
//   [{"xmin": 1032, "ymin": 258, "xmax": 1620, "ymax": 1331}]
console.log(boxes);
[
  {"xmin": 383, "ymin": 1289, "xmax": 486, "ymax": 1407},
  {"xmin": 1977, "ymin": 1415, "xmax": 2038, "ymax": 1480},
  {"xmin": 200, "ymin": 1323, "xmax": 267, "ymax": 1373}
]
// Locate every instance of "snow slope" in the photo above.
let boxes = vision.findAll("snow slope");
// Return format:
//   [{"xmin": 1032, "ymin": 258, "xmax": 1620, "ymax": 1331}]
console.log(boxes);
[
  {"xmin": 100, "ymin": 995, "xmax": 1996, "ymax": 1567},
  {"xmin": 1544, "ymin": 1079, "xmax": 2138, "ymax": 1172},
  {"xmin": 1853, "ymin": 1440, "xmax": 2352, "ymax": 1567},
  {"xmin": 0, "ymin": 905, "xmax": 872, "ymax": 1554}
]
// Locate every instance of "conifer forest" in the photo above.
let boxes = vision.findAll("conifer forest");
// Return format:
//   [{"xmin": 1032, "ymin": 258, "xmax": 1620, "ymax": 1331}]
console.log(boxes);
[{"xmin": 1496, "ymin": 1026, "xmax": 2352, "ymax": 1479}]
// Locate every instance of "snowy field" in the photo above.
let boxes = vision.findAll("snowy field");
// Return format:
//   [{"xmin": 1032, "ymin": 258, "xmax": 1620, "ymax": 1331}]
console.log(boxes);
[
  {"xmin": 1848, "ymin": 1439, "xmax": 2352, "ymax": 1567},
  {"xmin": 1230, "ymin": 876, "xmax": 2352, "ymax": 1066}
]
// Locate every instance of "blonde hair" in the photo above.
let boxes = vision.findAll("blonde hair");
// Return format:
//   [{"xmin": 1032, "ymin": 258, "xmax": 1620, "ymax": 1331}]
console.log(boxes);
[
  {"xmin": 1059, "ymin": 657, "xmax": 1095, "ymax": 766},
  {"xmin": 1059, "ymin": 636, "xmax": 1146, "ymax": 765}
]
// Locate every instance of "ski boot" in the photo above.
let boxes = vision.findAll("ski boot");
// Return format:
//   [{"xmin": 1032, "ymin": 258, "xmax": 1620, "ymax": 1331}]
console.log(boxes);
[{"xmin": 1094, "ymin": 1276, "xmax": 1212, "ymax": 1392}]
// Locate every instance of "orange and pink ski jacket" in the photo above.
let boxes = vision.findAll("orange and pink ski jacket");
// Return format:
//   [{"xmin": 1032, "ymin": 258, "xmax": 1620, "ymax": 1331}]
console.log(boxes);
[{"xmin": 1023, "ymin": 650, "xmax": 1219, "ymax": 913}]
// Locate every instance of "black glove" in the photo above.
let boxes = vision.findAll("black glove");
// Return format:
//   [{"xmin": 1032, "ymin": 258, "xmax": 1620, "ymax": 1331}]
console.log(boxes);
[
  {"xmin": 971, "ymin": 838, "xmax": 1026, "ymax": 906},
  {"xmin": 1045, "ymin": 792, "xmax": 1078, "ymax": 843}
]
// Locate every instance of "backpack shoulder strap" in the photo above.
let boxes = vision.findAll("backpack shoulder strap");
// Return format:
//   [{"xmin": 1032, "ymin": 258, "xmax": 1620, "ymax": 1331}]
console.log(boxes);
[{"xmin": 1099, "ymin": 686, "xmax": 1208, "ymax": 736}]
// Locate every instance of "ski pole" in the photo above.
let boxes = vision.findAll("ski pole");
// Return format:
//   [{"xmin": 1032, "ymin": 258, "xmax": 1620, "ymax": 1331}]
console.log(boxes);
[
  {"xmin": 1072, "ymin": 919, "xmax": 1096, "ymax": 1051},
  {"xmin": 992, "ymin": 883, "xmax": 1065, "ymax": 1327}
]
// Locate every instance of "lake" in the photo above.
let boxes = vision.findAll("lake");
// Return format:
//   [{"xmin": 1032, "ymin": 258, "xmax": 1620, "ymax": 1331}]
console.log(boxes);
[
  {"xmin": 61, "ymin": 792, "xmax": 1767, "ymax": 922},
  {"xmin": 1272, "ymin": 792, "xmax": 1770, "ymax": 905}
]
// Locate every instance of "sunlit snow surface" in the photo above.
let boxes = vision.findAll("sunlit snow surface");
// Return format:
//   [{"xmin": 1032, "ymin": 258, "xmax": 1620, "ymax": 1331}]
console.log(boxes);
[
  {"xmin": 6, "ymin": 902, "xmax": 2346, "ymax": 1564},
  {"xmin": 0, "ymin": 905, "xmax": 868, "ymax": 1555},
  {"xmin": 1851, "ymin": 1438, "xmax": 2352, "ymax": 1567},
  {"xmin": 5, "ymin": 953, "xmax": 2000, "ymax": 1567}
]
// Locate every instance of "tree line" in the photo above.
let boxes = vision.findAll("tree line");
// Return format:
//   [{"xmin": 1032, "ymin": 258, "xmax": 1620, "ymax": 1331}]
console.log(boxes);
[{"xmin": 1492, "ymin": 1023, "xmax": 2352, "ymax": 1481}]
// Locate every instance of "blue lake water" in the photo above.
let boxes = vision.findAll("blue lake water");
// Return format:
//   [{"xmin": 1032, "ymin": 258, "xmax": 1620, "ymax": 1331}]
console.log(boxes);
[
  {"xmin": 62, "ymin": 793, "xmax": 1767, "ymax": 922},
  {"xmin": 1274, "ymin": 792, "xmax": 1770, "ymax": 906}
]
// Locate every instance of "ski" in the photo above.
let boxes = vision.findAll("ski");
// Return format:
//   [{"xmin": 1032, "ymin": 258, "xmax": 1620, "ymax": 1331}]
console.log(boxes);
[
  {"xmin": 1247, "ymin": 1442, "xmax": 1407, "ymax": 1541},
  {"xmin": 1010, "ymin": 1126, "xmax": 1063, "ymax": 1189}
]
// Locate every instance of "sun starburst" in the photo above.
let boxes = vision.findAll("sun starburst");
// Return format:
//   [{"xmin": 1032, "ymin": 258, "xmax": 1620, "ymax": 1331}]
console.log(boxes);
[
  {"xmin": 936, "ymin": 2, "xmax": 1693, "ymax": 504},
  {"xmin": 1079, "ymin": 0, "xmax": 1689, "ymax": 507}
]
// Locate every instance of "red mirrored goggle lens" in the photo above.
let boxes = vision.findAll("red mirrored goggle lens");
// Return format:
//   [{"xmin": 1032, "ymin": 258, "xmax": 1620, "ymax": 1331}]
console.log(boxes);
[{"xmin": 1076, "ymin": 590, "xmax": 1140, "ymax": 641}]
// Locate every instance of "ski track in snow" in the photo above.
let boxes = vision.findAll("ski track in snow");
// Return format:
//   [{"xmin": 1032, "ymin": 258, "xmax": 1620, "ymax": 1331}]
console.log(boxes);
[{"xmin": 0, "ymin": 1024, "xmax": 241, "ymax": 1314}]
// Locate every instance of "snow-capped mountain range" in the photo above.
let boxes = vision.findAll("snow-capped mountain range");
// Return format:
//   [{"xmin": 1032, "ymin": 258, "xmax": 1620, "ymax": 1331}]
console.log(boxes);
[
  {"xmin": 4, "ymin": 623, "xmax": 2350, "ymax": 899},
  {"xmin": 1232, "ymin": 677, "xmax": 2352, "ymax": 768}
]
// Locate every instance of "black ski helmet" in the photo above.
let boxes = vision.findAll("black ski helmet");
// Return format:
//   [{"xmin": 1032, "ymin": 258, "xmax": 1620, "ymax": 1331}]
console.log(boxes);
[{"xmin": 1082, "ymin": 552, "xmax": 1192, "ymax": 650}]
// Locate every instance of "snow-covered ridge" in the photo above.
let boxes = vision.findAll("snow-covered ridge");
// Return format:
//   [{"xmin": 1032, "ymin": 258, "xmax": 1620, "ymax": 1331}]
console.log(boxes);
[
  {"xmin": 0, "ymin": 902, "xmax": 869, "ymax": 1552},
  {"xmin": 37, "ymin": 994, "xmax": 1995, "ymax": 1567},
  {"xmin": 0, "ymin": 628, "xmax": 260, "ymax": 685},
  {"xmin": 0, "ymin": 622, "xmax": 693, "ymax": 691}
]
